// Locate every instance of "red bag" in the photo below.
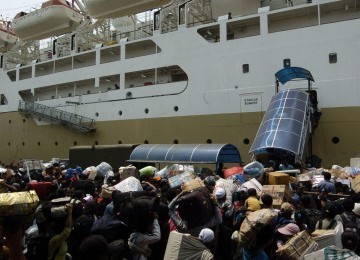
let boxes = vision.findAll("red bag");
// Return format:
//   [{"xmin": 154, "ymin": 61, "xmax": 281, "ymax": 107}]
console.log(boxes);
[{"xmin": 223, "ymin": 166, "xmax": 244, "ymax": 179}]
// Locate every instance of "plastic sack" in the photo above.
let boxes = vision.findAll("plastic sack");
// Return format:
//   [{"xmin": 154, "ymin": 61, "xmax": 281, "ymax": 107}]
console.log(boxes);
[
  {"xmin": 114, "ymin": 176, "xmax": 143, "ymax": 193},
  {"xmin": 96, "ymin": 162, "xmax": 113, "ymax": 177},
  {"xmin": 139, "ymin": 166, "xmax": 157, "ymax": 178},
  {"xmin": 243, "ymin": 161, "xmax": 264, "ymax": 178}
]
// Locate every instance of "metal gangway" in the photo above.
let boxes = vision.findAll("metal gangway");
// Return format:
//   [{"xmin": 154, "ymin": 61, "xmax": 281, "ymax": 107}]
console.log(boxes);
[{"xmin": 18, "ymin": 101, "xmax": 96, "ymax": 133}]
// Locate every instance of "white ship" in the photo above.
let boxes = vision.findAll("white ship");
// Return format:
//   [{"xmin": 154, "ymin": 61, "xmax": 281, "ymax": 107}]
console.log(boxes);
[{"xmin": 0, "ymin": 0, "xmax": 359, "ymax": 167}]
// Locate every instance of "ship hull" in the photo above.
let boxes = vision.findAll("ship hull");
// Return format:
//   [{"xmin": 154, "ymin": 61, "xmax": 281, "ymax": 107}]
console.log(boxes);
[{"xmin": 1, "ymin": 107, "xmax": 359, "ymax": 167}]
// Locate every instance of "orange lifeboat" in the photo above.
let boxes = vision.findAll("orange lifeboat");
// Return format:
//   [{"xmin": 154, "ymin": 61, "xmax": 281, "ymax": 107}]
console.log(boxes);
[
  {"xmin": 0, "ymin": 20, "xmax": 17, "ymax": 52},
  {"xmin": 12, "ymin": 0, "xmax": 83, "ymax": 41},
  {"xmin": 83, "ymin": 0, "xmax": 172, "ymax": 19}
]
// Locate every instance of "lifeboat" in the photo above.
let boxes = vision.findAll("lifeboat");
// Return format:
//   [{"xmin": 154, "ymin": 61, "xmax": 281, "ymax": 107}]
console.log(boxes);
[
  {"xmin": 12, "ymin": 0, "xmax": 83, "ymax": 41},
  {"xmin": 0, "ymin": 21, "xmax": 18, "ymax": 52},
  {"xmin": 83, "ymin": 0, "xmax": 172, "ymax": 19}
]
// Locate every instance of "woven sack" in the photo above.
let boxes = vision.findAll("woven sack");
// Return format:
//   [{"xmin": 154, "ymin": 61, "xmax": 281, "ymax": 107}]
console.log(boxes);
[{"xmin": 0, "ymin": 190, "xmax": 39, "ymax": 216}]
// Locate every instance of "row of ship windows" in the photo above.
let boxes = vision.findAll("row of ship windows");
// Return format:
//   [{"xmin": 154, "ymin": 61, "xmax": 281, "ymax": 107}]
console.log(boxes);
[
  {"xmin": 6, "ymin": 137, "xmax": 341, "ymax": 146},
  {"xmin": 94, "ymin": 106, "xmax": 179, "ymax": 117},
  {"xmin": 241, "ymin": 53, "xmax": 337, "ymax": 74}
]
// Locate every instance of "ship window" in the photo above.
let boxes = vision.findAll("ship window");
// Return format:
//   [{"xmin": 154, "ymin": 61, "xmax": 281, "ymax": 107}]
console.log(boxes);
[
  {"xmin": 95, "ymin": 112, "xmax": 99, "ymax": 117},
  {"xmin": 174, "ymin": 106, "xmax": 179, "ymax": 112},
  {"xmin": 173, "ymin": 139, "xmax": 179, "ymax": 144},
  {"xmin": 283, "ymin": 59, "xmax": 291, "ymax": 68},
  {"xmin": 55, "ymin": 141, "xmax": 58, "ymax": 146},
  {"xmin": 119, "ymin": 111, "xmax": 122, "ymax": 116},
  {"xmin": 144, "ymin": 140, "xmax": 149, "ymax": 144},
  {"xmin": 243, "ymin": 64, "xmax": 249, "ymax": 73},
  {"xmin": 206, "ymin": 139, "xmax": 213, "ymax": 144},
  {"xmin": 87, "ymin": 90, "xmax": 91, "ymax": 94},
  {"xmin": 95, "ymin": 141, "xmax": 99, "ymax": 145},
  {"xmin": 332, "ymin": 137, "xmax": 339, "ymax": 144},
  {"xmin": 8, "ymin": 142, "xmax": 10, "ymax": 146},
  {"xmin": 68, "ymin": 93, "xmax": 72, "ymax": 97},
  {"xmin": 8, "ymin": 120, "xmax": 11, "ymax": 124},
  {"xmin": 37, "ymin": 142, "xmax": 41, "ymax": 146},
  {"xmin": 73, "ymin": 141, "xmax": 77, "ymax": 146},
  {"xmin": 23, "ymin": 119, "xmax": 26, "ymax": 123},
  {"xmin": 243, "ymin": 138, "xmax": 250, "ymax": 145},
  {"xmin": 329, "ymin": 53, "xmax": 337, "ymax": 64},
  {"xmin": 145, "ymin": 108, "xmax": 149, "ymax": 114},
  {"xmin": 118, "ymin": 140, "xmax": 122, "ymax": 144},
  {"xmin": 22, "ymin": 142, "xmax": 25, "ymax": 146},
  {"xmin": 52, "ymin": 96, "xmax": 55, "ymax": 99}
]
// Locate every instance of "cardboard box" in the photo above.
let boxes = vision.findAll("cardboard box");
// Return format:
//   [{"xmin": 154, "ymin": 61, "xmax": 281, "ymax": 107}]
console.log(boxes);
[
  {"xmin": 261, "ymin": 185, "xmax": 290, "ymax": 208},
  {"xmin": 351, "ymin": 175, "xmax": 360, "ymax": 193},
  {"xmin": 268, "ymin": 172, "xmax": 289, "ymax": 185}
]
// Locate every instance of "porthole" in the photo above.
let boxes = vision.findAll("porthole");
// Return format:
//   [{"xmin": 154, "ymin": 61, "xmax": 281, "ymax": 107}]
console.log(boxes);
[
  {"xmin": 206, "ymin": 139, "xmax": 212, "ymax": 144},
  {"xmin": 95, "ymin": 112, "xmax": 99, "ymax": 117},
  {"xmin": 8, "ymin": 142, "xmax": 10, "ymax": 146},
  {"xmin": 174, "ymin": 106, "xmax": 179, "ymax": 112},
  {"xmin": 23, "ymin": 119, "xmax": 26, "ymax": 123},
  {"xmin": 283, "ymin": 58, "xmax": 291, "ymax": 68},
  {"xmin": 8, "ymin": 120, "xmax": 11, "ymax": 124},
  {"xmin": 173, "ymin": 139, "xmax": 179, "ymax": 144},
  {"xmin": 22, "ymin": 142, "xmax": 25, "ymax": 146},
  {"xmin": 73, "ymin": 141, "xmax": 77, "ymax": 146},
  {"xmin": 55, "ymin": 141, "xmax": 58, "ymax": 146},
  {"xmin": 95, "ymin": 141, "xmax": 99, "ymax": 145},
  {"xmin": 119, "ymin": 111, "xmax": 123, "ymax": 116},
  {"xmin": 118, "ymin": 140, "xmax": 122, "ymax": 144},
  {"xmin": 144, "ymin": 140, "xmax": 149, "ymax": 144},
  {"xmin": 37, "ymin": 142, "xmax": 41, "ymax": 146},
  {"xmin": 332, "ymin": 137, "xmax": 340, "ymax": 144},
  {"xmin": 145, "ymin": 108, "xmax": 149, "ymax": 114},
  {"xmin": 243, "ymin": 138, "xmax": 250, "ymax": 145}
]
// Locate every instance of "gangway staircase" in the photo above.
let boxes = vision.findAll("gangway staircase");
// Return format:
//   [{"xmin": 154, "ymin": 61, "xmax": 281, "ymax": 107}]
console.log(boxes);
[
  {"xmin": 249, "ymin": 67, "xmax": 317, "ymax": 164},
  {"xmin": 18, "ymin": 101, "xmax": 96, "ymax": 134}
]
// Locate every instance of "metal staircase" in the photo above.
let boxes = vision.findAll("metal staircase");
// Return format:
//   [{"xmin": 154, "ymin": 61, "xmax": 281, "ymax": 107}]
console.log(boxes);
[{"xmin": 18, "ymin": 101, "xmax": 96, "ymax": 133}]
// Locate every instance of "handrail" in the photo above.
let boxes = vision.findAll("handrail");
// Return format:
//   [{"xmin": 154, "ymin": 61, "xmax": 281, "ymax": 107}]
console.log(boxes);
[{"xmin": 18, "ymin": 101, "xmax": 96, "ymax": 133}]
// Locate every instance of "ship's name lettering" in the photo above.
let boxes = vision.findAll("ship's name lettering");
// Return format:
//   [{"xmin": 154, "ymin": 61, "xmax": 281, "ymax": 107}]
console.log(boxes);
[{"xmin": 244, "ymin": 98, "xmax": 258, "ymax": 105}]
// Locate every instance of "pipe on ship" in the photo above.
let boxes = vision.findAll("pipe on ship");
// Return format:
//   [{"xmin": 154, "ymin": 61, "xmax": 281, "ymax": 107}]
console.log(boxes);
[{"xmin": 82, "ymin": 0, "xmax": 172, "ymax": 19}]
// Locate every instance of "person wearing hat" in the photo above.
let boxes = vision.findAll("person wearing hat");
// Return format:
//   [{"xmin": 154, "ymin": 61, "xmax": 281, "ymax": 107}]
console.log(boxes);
[
  {"xmin": 317, "ymin": 171, "xmax": 336, "ymax": 194},
  {"xmin": 275, "ymin": 223, "xmax": 300, "ymax": 249}
]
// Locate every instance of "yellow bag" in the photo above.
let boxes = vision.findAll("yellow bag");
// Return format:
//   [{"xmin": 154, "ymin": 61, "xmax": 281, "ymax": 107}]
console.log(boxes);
[{"xmin": 0, "ymin": 190, "xmax": 39, "ymax": 216}]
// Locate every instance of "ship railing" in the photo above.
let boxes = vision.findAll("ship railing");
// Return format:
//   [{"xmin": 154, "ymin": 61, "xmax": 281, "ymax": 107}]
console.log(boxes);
[
  {"xmin": 261, "ymin": 0, "xmax": 311, "ymax": 10},
  {"xmin": 18, "ymin": 101, "xmax": 96, "ymax": 133}
]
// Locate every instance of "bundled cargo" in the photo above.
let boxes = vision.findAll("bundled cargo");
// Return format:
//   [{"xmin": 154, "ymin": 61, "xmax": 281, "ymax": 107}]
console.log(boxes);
[
  {"xmin": 243, "ymin": 161, "xmax": 264, "ymax": 179},
  {"xmin": 223, "ymin": 166, "xmax": 244, "ymax": 179},
  {"xmin": 96, "ymin": 162, "xmax": 113, "ymax": 177},
  {"xmin": 181, "ymin": 178, "xmax": 205, "ymax": 192},
  {"xmin": 240, "ymin": 178, "xmax": 263, "ymax": 195},
  {"xmin": 238, "ymin": 208, "xmax": 278, "ymax": 249},
  {"xmin": 276, "ymin": 230, "xmax": 318, "ymax": 260},
  {"xmin": 118, "ymin": 165, "xmax": 139, "ymax": 181},
  {"xmin": 351, "ymin": 175, "xmax": 360, "ymax": 193},
  {"xmin": 139, "ymin": 166, "xmax": 157, "ymax": 178},
  {"xmin": 261, "ymin": 185, "xmax": 291, "ymax": 208},
  {"xmin": 34, "ymin": 197, "xmax": 71, "ymax": 223},
  {"xmin": 303, "ymin": 246, "xmax": 360, "ymax": 260},
  {"xmin": 114, "ymin": 176, "xmax": 143, "ymax": 193},
  {"xmin": 168, "ymin": 172, "xmax": 195, "ymax": 188},
  {"xmin": 82, "ymin": 166, "xmax": 97, "ymax": 180},
  {"xmin": 164, "ymin": 231, "xmax": 213, "ymax": 260},
  {"xmin": 0, "ymin": 190, "xmax": 39, "ymax": 217}
]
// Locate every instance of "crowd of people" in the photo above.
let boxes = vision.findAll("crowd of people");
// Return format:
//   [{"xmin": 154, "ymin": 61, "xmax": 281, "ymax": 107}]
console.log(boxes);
[{"xmin": 0, "ymin": 160, "xmax": 359, "ymax": 260}]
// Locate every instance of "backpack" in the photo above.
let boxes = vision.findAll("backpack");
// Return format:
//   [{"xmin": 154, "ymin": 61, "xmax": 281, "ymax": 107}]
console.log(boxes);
[{"xmin": 238, "ymin": 209, "xmax": 278, "ymax": 249}]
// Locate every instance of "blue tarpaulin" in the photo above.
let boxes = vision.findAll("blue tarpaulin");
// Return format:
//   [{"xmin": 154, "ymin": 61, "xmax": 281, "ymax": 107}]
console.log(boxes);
[{"xmin": 275, "ymin": 67, "xmax": 314, "ymax": 85}]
